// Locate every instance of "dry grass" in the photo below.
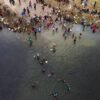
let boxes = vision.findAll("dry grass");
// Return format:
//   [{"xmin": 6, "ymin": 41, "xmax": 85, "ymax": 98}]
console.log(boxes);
[
  {"xmin": 45, "ymin": 0, "xmax": 100, "ymax": 10},
  {"xmin": 75, "ymin": 0, "xmax": 100, "ymax": 10}
]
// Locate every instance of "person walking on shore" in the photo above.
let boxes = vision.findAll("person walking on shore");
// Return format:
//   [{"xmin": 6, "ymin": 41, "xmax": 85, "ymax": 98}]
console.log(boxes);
[
  {"xmin": 29, "ymin": 0, "xmax": 32, "ymax": 8},
  {"xmin": 19, "ymin": 0, "xmax": 21, "ymax": 5},
  {"xmin": 34, "ymin": 3, "xmax": 36, "ymax": 10},
  {"xmin": 93, "ymin": 1, "xmax": 97, "ymax": 9},
  {"xmin": 27, "ymin": 7, "xmax": 30, "ymax": 16},
  {"xmin": 9, "ymin": 0, "xmax": 15, "ymax": 5},
  {"xmin": 92, "ymin": 24, "xmax": 96, "ymax": 33}
]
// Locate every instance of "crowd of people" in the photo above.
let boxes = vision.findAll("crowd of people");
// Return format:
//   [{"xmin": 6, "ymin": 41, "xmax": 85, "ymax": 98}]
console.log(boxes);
[{"xmin": 0, "ymin": 0, "xmax": 100, "ymax": 99}]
